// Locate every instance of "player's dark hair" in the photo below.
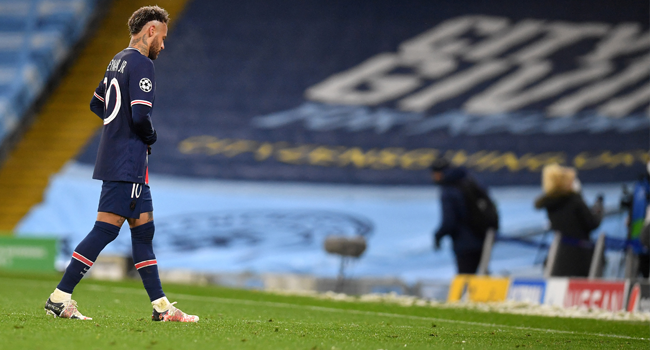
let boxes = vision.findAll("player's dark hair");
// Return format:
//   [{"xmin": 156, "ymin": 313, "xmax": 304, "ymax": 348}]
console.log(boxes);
[{"xmin": 128, "ymin": 5, "xmax": 169, "ymax": 36}]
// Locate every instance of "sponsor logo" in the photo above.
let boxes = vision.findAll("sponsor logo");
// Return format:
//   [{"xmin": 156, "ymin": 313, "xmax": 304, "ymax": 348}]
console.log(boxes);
[
  {"xmin": 448, "ymin": 275, "xmax": 510, "ymax": 303},
  {"xmin": 542, "ymin": 278, "xmax": 569, "ymax": 307},
  {"xmin": 0, "ymin": 237, "xmax": 57, "ymax": 272},
  {"xmin": 139, "ymin": 78, "xmax": 152, "ymax": 92},
  {"xmin": 0, "ymin": 246, "xmax": 46, "ymax": 265},
  {"xmin": 508, "ymin": 279, "xmax": 546, "ymax": 304},
  {"xmin": 627, "ymin": 281, "xmax": 650, "ymax": 313},
  {"xmin": 564, "ymin": 279, "xmax": 628, "ymax": 311}
]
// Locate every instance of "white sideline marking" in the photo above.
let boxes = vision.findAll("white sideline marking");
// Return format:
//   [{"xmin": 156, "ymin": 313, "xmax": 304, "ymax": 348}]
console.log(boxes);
[{"xmin": 5, "ymin": 277, "xmax": 647, "ymax": 341}]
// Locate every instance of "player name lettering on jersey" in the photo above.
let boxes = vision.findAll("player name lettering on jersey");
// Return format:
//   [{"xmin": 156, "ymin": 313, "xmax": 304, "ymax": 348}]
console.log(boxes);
[{"xmin": 107, "ymin": 59, "xmax": 127, "ymax": 73}]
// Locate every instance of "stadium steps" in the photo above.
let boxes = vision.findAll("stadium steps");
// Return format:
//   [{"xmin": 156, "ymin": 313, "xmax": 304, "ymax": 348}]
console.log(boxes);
[{"xmin": 0, "ymin": 0, "xmax": 190, "ymax": 233}]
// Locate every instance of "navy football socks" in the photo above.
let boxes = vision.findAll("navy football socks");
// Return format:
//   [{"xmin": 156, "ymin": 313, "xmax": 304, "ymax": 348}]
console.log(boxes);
[
  {"xmin": 57, "ymin": 221, "xmax": 120, "ymax": 293},
  {"xmin": 131, "ymin": 221, "xmax": 165, "ymax": 302}
]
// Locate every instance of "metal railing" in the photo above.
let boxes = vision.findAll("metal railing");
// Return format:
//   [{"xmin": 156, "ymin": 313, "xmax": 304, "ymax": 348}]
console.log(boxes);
[{"xmin": 478, "ymin": 207, "xmax": 648, "ymax": 278}]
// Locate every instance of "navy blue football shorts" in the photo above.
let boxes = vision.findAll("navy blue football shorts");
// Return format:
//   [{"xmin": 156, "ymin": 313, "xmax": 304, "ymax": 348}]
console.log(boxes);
[{"xmin": 97, "ymin": 181, "xmax": 153, "ymax": 219}]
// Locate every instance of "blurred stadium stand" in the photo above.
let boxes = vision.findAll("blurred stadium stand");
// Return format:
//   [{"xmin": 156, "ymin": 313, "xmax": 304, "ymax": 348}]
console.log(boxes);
[{"xmin": 0, "ymin": 0, "xmax": 97, "ymax": 155}]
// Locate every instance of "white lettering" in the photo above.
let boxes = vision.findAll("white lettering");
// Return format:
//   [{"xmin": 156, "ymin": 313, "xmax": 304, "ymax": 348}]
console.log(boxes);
[
  {"xmin": 399, "ymin": 16, "xmax": 476, "ymax": 58},
  {"xmin": 509, "ymin": 285, "xmax": 543, "ymax": 304},
  {"xmin": 465, "ymin": 20, "xmax": 544, "ymax": 61},
  {"xmin": 106, "ymin": 59, "xmax": 123, "ymax": 72},
  {"xmin": 610, "ymin": 291, "xmax": 622, "ymax": 311},
  {"xmin": 0, "ymin": 246, "xmax": 47, "ymax": 265},
  {"xmin": 590, "ymin": 290, "xmax": 603, "ymax": 308},
  {"xmin": 466, "ymin": 61, "xmax": 611, "ymax": 115},
  {"xmin": 578, "ymin": 290, "xmax": 591, "ymax": 307},
  {"xmin": 302, "ymin": 15, "xmax": 649, "ymax": 117},
  {"xmin": 511, "ymin": 22, "xmax": 609, "ymax": 63},
  {"xmin": 399, "ymin": 16, "xmax": 508, "ymax": 59},
  {"xmin": 465, "ymin": 61, "xmax": 552, "ymax": 114},
  {"xmin": 582, "ymin": 23, "xmax": 650, "ymax": 63},
  {"xmin": 399, "ymin": 60, "xmax": 510, "ymax": 112},
  {"xmin": 305, "ymin": 53, "xmax": 421, "ymax": 106},
  {"xmin": 548, "ymin": 54, "xmax": 650, "ymax": 116},
  {"xmin": 598, "ymin": 83, "xmax": 650, "ymax": 117}
]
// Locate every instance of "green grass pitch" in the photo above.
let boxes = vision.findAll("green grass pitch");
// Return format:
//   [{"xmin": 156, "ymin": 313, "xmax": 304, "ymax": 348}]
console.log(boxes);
[{"xmin": 0, "ymin": 271, "xmax": 648, "ymax": 349}]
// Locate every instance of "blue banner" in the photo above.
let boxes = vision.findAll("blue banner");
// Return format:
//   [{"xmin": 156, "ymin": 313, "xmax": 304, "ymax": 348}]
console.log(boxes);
[
  {"xmin": 508, "ymin": 278, "xmax": 547, "ymax": 304},
  {"xmin": 77, "ymin": 0, "xmax": 650, "ymax": 185}
]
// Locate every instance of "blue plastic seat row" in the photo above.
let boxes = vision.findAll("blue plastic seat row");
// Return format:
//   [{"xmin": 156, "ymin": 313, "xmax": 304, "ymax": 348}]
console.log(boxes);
[{"xmin": 0, "ymin": 0, "xmax": 97, "ymax": 146}]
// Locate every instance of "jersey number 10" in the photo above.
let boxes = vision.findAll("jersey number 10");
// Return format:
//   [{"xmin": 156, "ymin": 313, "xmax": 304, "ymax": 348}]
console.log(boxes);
[{"xmin": 103, "ymin": 77, "xmax": 121, "ymax": 125}]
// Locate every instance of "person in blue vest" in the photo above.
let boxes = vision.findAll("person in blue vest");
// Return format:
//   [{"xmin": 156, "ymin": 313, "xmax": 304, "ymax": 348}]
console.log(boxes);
[
  {"xmin": 43, "ymin": 6, "xmax": 198, "ymax": 322},
  {"xmin": 431, "ymin": 158, "xmax": 487, "ymax": 274}
]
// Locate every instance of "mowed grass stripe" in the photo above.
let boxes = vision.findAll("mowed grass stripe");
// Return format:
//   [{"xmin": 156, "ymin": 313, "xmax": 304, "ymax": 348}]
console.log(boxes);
[{"xmin": 5, "ymin": 276, "xmax": 647, "ymax": 342}]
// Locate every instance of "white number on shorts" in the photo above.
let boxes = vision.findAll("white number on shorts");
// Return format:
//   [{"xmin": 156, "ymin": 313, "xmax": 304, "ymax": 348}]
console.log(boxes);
[{"xmin": 131, "ymin": 183, "xmax": 142, "ymax": 199}]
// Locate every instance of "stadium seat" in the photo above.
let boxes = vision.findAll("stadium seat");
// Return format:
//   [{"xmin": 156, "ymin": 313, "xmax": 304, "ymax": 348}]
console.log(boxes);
[{"xmin": 0, "ymin": 0, "xmax": 97, "ymax": 147}]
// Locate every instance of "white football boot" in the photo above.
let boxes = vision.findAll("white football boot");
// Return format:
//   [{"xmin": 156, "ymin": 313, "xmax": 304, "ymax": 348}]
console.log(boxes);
[{"xmin": 44, "ymin": 298, "xmax": 92, "ymax": 320}]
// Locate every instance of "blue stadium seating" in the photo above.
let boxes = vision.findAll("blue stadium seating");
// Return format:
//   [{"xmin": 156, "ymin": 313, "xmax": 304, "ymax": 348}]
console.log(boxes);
[{"xmin": 0, "ymin": 0, "xmax": 97, "ymax": 147}]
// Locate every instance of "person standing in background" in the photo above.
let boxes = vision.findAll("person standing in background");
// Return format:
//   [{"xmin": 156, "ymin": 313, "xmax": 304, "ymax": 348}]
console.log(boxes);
[
  {"xmin": 535, "ymin": 164, "xmax": 603, "ymax": 277},
  {"xmin": 431, "ymin": 159, "xmax": 495, "ymax": 274}
]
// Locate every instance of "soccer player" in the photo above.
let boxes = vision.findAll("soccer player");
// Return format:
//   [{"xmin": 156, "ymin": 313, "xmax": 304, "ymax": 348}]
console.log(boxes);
[{"xmin": 44, "ymin": 6, "xmax": 198, "ymax": 323}]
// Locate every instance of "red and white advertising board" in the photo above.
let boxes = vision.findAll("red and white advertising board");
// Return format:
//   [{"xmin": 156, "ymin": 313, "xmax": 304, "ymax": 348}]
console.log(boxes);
[
  {"xmin": 627, "ymin": 281, "xmax": 650, "ymax": 313},
  {"xmin": 542, "ymin": 278, "xmax": 569, "ymax": 307},
  {"xmin": 564, "ymin": 279, "xmax": 629, "ymax": 311}
]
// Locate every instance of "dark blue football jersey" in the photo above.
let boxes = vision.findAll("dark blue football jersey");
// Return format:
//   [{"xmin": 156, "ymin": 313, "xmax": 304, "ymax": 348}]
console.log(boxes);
[{"xmin": 90, "ymin": 47, "xmax": 157, "ymax": 184}]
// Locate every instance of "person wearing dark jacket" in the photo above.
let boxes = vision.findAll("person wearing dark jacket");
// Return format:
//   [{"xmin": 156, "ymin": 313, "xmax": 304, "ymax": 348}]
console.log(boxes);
[
  {"xmin": 535, "ymin": 164, "xmax": 602, "ymax": 277},
  {"xmin": 431, "ymin": 159, "xmax": 485, "ymax": 274}
]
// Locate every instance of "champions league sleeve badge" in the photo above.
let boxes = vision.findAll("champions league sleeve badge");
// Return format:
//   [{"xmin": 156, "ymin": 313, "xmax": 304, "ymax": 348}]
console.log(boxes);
[{"xmin": 139, "ymin": 78, "xmax": 153, "ymax": 92}]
